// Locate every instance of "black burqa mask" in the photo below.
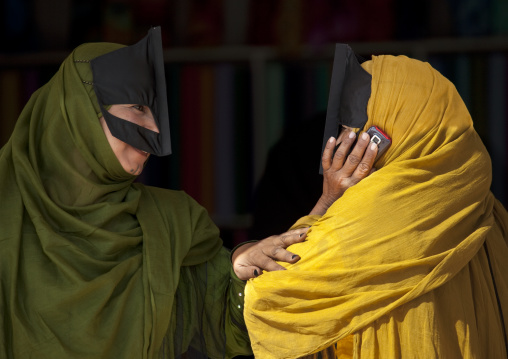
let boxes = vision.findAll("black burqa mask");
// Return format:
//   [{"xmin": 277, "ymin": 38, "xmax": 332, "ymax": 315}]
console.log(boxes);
[
  {"xmin": 319, "ymin": 44, "xmax": 372, "ymax": 174},
  {"xmin": 91, "ymin": 26, "xmax": 171, "ymax": 156}
]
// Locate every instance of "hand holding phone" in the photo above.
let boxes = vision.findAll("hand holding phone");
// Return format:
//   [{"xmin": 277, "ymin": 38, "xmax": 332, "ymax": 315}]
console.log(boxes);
[
  {"xmin": 316, "ymin": 125, "xmax": 391, "ymax": 214},
  {"xmin": 337, "ymin": 125, "xmax": 391, "ymax": 164}
]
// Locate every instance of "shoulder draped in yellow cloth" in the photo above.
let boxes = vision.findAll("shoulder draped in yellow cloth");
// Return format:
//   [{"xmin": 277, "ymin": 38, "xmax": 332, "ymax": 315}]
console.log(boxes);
[{"xmin": 244, "ymin": 55, "xmax": 508, "ymax": 358}]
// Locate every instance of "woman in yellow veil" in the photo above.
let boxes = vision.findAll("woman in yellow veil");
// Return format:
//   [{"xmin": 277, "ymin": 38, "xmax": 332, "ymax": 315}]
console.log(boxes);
[{"xmin": 243, "ymin": 53, "xmax": 508, "ymax": 358}]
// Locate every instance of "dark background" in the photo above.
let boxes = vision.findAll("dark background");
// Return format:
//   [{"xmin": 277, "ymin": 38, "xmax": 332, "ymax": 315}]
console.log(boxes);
[{"xmin": 1, "ymin": 0, "xmax": 507, "ymax": 250}]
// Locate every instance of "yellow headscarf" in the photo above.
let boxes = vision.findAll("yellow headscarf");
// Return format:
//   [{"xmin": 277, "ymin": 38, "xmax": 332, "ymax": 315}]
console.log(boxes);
[{"xmin": 244, "ymin": 55, "xmax": 508, "ymax": 358}]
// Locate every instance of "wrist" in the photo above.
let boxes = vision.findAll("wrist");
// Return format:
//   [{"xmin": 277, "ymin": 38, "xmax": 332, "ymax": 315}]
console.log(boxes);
[{"xmin": 310, "ymin": 195, "xmax": 337, "ymax": 215}]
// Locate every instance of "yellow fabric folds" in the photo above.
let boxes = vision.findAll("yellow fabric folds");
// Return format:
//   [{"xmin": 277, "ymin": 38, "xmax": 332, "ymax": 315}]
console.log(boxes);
[{"xmin": 244, "ymin": 55, "xmax": 508, "ymax": 358}]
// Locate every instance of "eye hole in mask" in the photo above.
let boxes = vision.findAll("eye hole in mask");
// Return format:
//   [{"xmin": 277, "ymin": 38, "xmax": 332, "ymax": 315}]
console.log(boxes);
[{"xmin": 91, "ymin": 26, "xmax": 171, "ymax": 156}]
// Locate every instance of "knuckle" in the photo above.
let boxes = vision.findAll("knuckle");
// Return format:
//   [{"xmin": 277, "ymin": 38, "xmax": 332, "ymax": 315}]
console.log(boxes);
[
  {"xmin": 270, "ymin": 246, "xmax": 281, "ymax": 257},
  {"xmin": 334, "ymin": 149, "xmax": 347, "ymax": 159},
  {"xmin": 357, "ymin": 162, "xmax": 371, "ymax": 174},
  {"xmin": 348, "ymin": 153, "xmax": 361, "ymax": 165}
]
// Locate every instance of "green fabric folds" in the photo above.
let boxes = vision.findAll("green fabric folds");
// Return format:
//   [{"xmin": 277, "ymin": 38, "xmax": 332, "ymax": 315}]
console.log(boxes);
[{"xmin": 0, "ymin": 42, "xmax": 249, "ymax": 358}]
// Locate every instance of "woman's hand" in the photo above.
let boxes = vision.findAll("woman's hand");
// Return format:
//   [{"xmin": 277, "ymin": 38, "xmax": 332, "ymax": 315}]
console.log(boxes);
[
  {"xmin": 311, "ymin": 130, "xmax": 378, "ymax": 215},
  {"xmin": 232, "ymin": 227, "xmax": 309, "ymax": 280}
]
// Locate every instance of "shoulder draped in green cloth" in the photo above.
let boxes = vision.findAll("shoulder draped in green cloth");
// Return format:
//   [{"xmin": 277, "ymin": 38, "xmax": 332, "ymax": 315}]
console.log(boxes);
[{"xmin": 0, "ymin": 42, "xmax": 251, "ymax": 358}]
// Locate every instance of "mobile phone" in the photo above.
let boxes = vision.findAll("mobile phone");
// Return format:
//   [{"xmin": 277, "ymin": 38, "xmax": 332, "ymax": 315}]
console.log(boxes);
[{"xmin": 366, "ymin": 126, "xmax": 391, "ymax": 162}]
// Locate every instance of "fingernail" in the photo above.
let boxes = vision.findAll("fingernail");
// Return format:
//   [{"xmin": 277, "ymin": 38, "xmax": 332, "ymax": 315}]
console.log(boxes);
[
  {"xmin": 348, "ymin": 131, "xmax": 355, "ymax": 139},
  {"xmin": 292, "ymin": 255, "xmax": 297, "ymax": 259},
  {"xmin": 362, "ymin": 132, "xmax": 369, "ymax": 140},
  {"xmin": 328, "ymin": 136, "xmax": 335, "ymax": 143},
  {"xmin": 370, "ymin": 142, "xmax": 378, "ymax": 150},
  {"xmin": 299, "ymin": 233, "xmax": 304, "ymax": 237},
  {"xmin": 254, "ymin": 269, "xmax": 259, "ymax": 277}
]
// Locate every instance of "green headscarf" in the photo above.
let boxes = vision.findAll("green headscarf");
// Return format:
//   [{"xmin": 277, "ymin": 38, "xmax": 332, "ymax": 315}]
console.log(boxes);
[{"xmin": 0, "ymin": 41, "xmax": 222, "ymax": 358}]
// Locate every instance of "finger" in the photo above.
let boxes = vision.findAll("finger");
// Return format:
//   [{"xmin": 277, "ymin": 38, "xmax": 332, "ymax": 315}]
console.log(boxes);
[
  {"xmin": 330, "ymin": 130, "xmax": 357, "ymax": 172},
  {"xmin": 321, "ymin": 136, "xmax": 336, "ymax": 171},
  {"xmin": 341, "ymin": 131, "xmax": 371, "ymax": 175},
  {"xmin": 276, "ymin": 228, "xmax": 309, "ymax": 248},
  {"xmin": 350, "ymin": 141, "xmax": 378, "ymax": 183},
  {"xmin": 268, "ymin": 247, "xmax": 301, "ymax": 264},
  {"xmin": 234, "ymin": 265, "xmax": 263, "ymax": 281},
  {"xmin": 257, "ymin": 257, "xmax": 287, "ymax": 272}
]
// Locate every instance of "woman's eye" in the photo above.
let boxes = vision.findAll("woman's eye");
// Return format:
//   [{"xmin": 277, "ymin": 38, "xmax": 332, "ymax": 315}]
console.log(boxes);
[{"xmin": 132, "ymin": 105, "xmax": 144, "ymax": 112}]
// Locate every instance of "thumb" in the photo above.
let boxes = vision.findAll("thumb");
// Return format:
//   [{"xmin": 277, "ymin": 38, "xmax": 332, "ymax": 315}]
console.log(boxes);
[{"xmin": 234, "ymin": 265, "xmax": 262, "ymax": 281}]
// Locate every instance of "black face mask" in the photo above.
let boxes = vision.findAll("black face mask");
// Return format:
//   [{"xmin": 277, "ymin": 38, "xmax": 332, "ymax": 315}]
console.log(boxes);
[
  {"xmin": 91, "ymin": 26, "xmax": 171, "ymax": 156},
  {"xmin": 319, "ymin": 44, "xmax": 372, "ymax": 174}
]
